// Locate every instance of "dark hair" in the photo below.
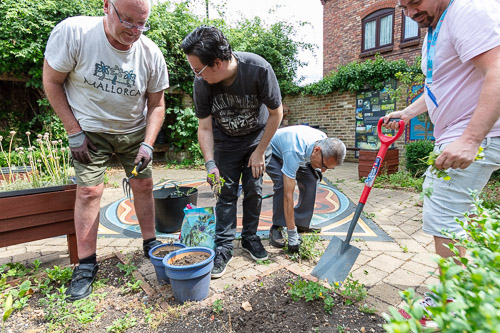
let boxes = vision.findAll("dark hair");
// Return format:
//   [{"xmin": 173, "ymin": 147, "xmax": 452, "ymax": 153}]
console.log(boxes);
[{"xmin": 180, "ymin": 25, "xmax": 232, "ymax": 66}]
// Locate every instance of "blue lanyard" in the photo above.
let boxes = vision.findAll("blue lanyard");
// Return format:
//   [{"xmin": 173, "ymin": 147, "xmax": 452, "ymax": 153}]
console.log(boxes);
[{"xmin": 426, "ymin": 0, "xmax": 455, "ymax": 108}]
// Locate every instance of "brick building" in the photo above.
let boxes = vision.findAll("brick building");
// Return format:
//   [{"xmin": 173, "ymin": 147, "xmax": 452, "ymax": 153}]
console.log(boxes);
[{"xmin": 321, "ymin": 0, "xmax": 425, "ymax": 74}]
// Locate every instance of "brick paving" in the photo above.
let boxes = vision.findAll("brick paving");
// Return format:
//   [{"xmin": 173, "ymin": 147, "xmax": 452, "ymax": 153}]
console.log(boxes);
[{"xmin": 1, "ymin": 162, "xmax": 437, "ymax": 315}]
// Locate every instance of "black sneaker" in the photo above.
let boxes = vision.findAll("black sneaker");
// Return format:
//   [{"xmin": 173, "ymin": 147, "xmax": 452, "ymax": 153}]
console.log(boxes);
[
  {"xmin": 242, "ymin": 235, "xmax": 268, "ymax": 261},
  {"xmin": 211, "ymin": 249, "xmax": 233, "ymax": 279},
  {"xmin": 143, "ymin": 239, "xmax": 162, "ymax": 258},
  {"xmin": 269, "ymin": 226, "xmax": 285, "ymax": 248},
  {"xmin": 66, "ymin": 263, "xmax": 99, "ymax": 301}
]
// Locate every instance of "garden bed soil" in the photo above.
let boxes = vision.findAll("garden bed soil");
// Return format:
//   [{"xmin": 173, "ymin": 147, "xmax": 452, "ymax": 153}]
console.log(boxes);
[{"xmin": 2, "ymin": 251, "xmax": 386, "ymax": 332}]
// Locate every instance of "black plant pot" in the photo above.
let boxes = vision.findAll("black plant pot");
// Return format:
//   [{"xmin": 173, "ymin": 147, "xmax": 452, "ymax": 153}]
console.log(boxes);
[{"xmin": 153, "ymin": 186, "xmax": 198, "ymax": 233}]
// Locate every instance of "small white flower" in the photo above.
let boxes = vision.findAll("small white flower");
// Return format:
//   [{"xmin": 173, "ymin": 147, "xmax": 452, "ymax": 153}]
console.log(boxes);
[
  {"xmin": 10, "ymin": 131, "xmax": 16, "ymax": 136},
  {"xmin": 37, "ymin": 134, "xmax": 43, "ymax": 139},
  {"xmin": 0, "ymin": 135, "xmax": 3, "ymax": 141},
  {"xmin": 26, "ymin": 131, "xmax": 31, "ymax": 136}
]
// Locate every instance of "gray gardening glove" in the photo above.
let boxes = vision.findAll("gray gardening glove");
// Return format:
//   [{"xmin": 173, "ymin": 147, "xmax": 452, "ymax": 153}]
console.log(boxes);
[
  {"xmin": 205, "ymin": 159, "xmax": 220, "ymax": 186},
  {"xmin": 68, "ymin": 131, "xmax": 97, "ymax": 165},
  {"xmin": 134, "ymin": 142, "xmax": 154, "ymax": 171}
]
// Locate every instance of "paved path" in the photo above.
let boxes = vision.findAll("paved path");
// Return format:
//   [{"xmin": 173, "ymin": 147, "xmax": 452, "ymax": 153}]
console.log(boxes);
[{"xmin": 0, "ymin": 162, "xmax": 437, "ymax": 314}]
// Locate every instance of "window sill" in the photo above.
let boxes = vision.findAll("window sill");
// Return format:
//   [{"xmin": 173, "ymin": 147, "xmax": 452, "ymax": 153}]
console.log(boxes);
[
  {"xmin": 360, "ymin": 46, "xmax": 394, "ymax": 58},
  {"xmin": 400, "ymin": 39, "xmax": 421, "ymax": 48}
]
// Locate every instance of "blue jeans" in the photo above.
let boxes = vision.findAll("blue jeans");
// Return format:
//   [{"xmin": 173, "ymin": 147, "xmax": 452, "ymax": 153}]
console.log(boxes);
[
  {"xmin": 266, "ymin": 155, "xmax": 319, "ymax": 228},
  {"xmin": 213, "ymin": 146, "xmax": 271, "ymax": 251}
]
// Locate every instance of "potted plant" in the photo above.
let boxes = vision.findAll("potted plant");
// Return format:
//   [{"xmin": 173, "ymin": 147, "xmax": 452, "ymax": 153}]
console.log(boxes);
[
  {"xmin": 0, "ymin": 131, "xmax": 78, "ymax": 264},
  {"xmin": 153, "ymin": 184, "xmax": 198, "ymax": 233}
]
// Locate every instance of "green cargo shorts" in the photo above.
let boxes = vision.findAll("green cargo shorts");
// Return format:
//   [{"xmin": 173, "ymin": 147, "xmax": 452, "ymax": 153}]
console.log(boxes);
[{"xmin": 73, "ymin": 129, "xmax": 152, "ymax": 187}]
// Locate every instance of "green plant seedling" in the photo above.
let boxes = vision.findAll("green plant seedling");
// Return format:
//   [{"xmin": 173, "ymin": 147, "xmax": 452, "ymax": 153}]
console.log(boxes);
[
  {"xmin": 359, "ymin": 303, "xmax": 377, "ymax": 314},
  {"xmin": 284, "ymin": 231, "xmax": 324, "ymax": 262},
  {"xmin": 2, "ymin": 293, "xmax": 14, "ymax": 332},
  {"xmin": 256, "ymin": 259, "xmax": 271, "ymax": 265},
  {"xmin": 106, "ymin": 313, "xmax": 137, "ymax": 333},
  {"xmin": 212, "ymin": 299, "xmax": 223, "ymax": 314},
  {"xmin": 207, "ymin": 174, "xmax": 225, "ymax": 201},
  {"xmin": 44, "ymin": 265, "xmax": 73, "ymax": 285},
  {"xmin": 332, "ymin": 273, "xmax": 367, "ymax": 304},
  {"xmin": 288, "ymin": 279, "xmax": 335, "ymax": 314},
  {"xmin": 363, "ymin": 212, "xmax": 376, "ymax": 219}
]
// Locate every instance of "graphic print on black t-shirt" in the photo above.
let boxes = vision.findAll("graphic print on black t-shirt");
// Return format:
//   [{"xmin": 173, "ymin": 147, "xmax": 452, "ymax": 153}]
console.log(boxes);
[{"xmin": 212, "ymin": 93, "xmax": 261, "ymax": 136}]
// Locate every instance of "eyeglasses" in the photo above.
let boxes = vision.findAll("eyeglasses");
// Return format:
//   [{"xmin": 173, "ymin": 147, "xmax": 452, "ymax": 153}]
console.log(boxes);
[
  {"xmin": 319, "ymin": 149, "xmax": 329, "ymax": 170},
  {"xmin": 192, "ymin": 64, "xmax": 208, "ymax": 77},
  {"xmin": 110, "ymin": 1, "xmax": 150, "ymax": 32}
]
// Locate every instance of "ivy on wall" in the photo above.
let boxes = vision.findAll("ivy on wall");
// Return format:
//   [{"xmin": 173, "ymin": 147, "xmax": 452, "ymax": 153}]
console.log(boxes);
[{"xmin": 298, "ymin": 55, "xmax": 422, "ymax": 96}]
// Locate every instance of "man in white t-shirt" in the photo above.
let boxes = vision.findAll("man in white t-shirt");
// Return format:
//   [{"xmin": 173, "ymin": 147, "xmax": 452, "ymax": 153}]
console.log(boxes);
[
  {"xmin": 43, "ymin": 0, "xmax": 169, "ymax": 301},
  {"xmin": 385, "ymin": 0, "xmax": 500, "ymax": 324}
]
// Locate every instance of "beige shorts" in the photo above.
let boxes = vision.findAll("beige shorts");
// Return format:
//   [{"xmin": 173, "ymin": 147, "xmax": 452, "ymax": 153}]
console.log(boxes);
[{"xmin": 73, "ymin": 129, "xmax": 152, "ymax": 187}]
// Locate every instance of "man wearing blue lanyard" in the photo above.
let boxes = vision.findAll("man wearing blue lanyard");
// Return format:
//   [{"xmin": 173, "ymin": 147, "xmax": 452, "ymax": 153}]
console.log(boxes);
[{"xmin": 384, "ymin": 0, "xmax": 500, "ymax": 325}]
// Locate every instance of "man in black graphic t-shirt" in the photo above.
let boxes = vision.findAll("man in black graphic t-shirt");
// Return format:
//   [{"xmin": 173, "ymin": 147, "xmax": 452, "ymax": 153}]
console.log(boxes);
[{"xmin": 181, "ymin": 26, "xmax": 283, "ymax": 278}]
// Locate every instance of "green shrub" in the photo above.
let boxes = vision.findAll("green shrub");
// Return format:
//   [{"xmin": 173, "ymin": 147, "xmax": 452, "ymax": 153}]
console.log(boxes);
[
  {"xmin": 383, "ymin": 193, "xmax": 500, "ymax": 332},
  {"xmin": 405, "ymin": 140, "xmax": 435, "ymax": 177}
]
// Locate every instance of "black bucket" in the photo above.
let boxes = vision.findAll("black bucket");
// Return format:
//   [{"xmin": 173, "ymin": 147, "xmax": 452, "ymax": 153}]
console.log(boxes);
[{"xmin": 153, "ymin": 186, "xmax": 198, "ymax": 233}]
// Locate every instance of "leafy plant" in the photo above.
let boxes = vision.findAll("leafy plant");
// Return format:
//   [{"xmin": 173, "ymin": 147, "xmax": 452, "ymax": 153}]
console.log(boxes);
[
  {"xmin": 301, "ymin": 55, "xmax": 421, "ymax": 96},
  {"xmin": 212, "ymin": 299, "xmax": 223, "ymax": 314},
  {"xmin": 373, "ymin": 170, "xmax": 424, "ymax": 192},
  {"xmin": 284, "ymin": 231, "xmax": 324, "ymax": 262},
  {"xmin": 288, "ymin": 279, "xmax": 335, "ymax": 314},
  {"xmin": 207, "ymin": 174, "xmax": 226, "ymax": 201},
  {"xmin": 44, "ymin": 266, "xmax": 73, "ymax": 286},
  {"xmin": 1, "ymin": 280, "xmax": 32, "ymax": 331},
  {"xmin": 106, "ymin": 313, "xmax": 137, "ymax": 333},
  {"xmin": 383, "ymin": 193, "xmax": 500, "ymax": 332},
  {"xmin": 359, "ymin": 303, "xmax": 377, "ymax": 314},
  {"xmin": 332, "ymin": 274, "xmax": 367, "ymax": 305},
  {"xmin": 405, "ymin": 140, "xmax": 435, "ymax": 177}
]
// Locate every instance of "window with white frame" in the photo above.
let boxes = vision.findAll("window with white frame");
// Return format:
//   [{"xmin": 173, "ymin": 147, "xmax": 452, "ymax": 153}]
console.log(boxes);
[{"xmin": 362, "ymin": 8, "xmax": 395, "ymax": 52}]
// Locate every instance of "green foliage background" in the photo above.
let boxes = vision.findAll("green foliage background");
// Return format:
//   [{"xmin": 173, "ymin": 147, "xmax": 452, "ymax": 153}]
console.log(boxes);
[{"xmin": 0, "ymin": 0, "xmax": 420, "ymax": 154}]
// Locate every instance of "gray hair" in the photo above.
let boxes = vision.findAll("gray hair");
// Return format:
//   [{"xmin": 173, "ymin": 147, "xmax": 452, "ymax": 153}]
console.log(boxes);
[{"xmin": 317, "ymin": 138, "xmax": 346, "ymax": 166}]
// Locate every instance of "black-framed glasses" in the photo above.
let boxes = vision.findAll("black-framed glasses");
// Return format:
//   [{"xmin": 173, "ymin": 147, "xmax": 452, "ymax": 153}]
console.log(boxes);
[
  {"xmin": 192, "ymin": 64, "xmax": 208, "ymax": 77},
  {"xmin": 319, "ymin": 149, "xmax": 329, "ymax": 170},
  {"xmin": 110, "ymin": 1, "xmax": 150, "ymax": 32}
]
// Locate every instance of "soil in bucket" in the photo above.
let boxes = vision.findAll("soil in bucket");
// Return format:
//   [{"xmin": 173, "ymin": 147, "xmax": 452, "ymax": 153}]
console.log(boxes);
[
  {"xmin": 152, "ymin": 246, "xmax": 184, "ymax": 259},
  {"xmin": 171, "ymin": 252, "xmax": 210, "ymax": 266}
]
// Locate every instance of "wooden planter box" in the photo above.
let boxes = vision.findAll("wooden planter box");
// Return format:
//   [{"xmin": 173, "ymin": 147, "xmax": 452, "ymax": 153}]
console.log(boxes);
[
  {"xmin": 0, "ymin": 184, "xmax": 78, "ymax": 264},
  {"xmin": 358, "ymin": 149, "xmax": 399, "ymax": 179}
]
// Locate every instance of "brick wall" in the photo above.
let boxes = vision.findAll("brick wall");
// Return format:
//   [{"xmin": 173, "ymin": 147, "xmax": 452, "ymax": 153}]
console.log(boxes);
[
  {"xmin": 322, "ymin": 0, "xmax": 424, "ymax": 75},
  {"xmin": 283, "ymin": 91, "xmax": 406, "ymax": 162}
]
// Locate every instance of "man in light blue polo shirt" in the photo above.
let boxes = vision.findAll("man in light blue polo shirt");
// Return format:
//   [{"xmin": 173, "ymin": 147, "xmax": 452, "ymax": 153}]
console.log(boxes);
[{"xmin": 266, "ymin": 125, "xmax": 346, "ymax": 252}]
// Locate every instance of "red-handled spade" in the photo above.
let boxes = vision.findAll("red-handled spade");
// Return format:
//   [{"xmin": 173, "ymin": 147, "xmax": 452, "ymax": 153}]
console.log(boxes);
[{"xmin": 311, "ymin": 118, "xmax": 405, "ymax": 283}]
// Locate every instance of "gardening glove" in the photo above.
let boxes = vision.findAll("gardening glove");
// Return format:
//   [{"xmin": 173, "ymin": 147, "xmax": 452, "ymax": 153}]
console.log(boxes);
[
  {"xmin": 68, "ymin": 131, "xmax": 97, "ymax": 165},
  {"xmin": 205, "ymin": 159, "xmax": 220, "ymax": 186},
  {"xmin": 134, "ymin": 142, "xmax": 154, "ymax": 171}
]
